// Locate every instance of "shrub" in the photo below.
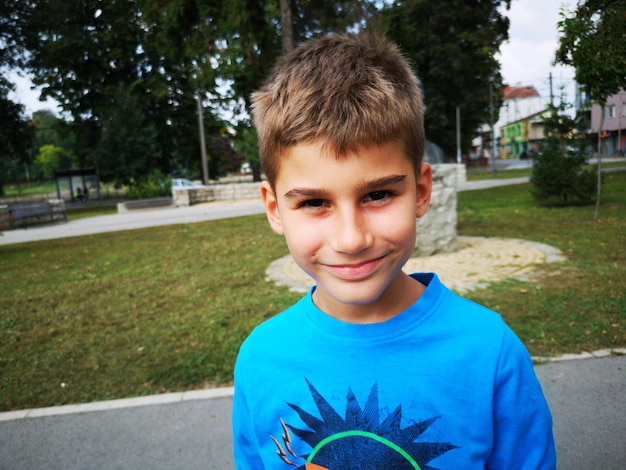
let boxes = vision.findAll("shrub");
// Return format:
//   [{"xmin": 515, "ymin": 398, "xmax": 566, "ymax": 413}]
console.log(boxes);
[
  {"xmin": 125, "ymin": 171, "xmax": 171, "ymax": 200},
  {"xmin": 531, "ymin": 139, "xmax": 597, "ymax": 205},
  {"xmin": 530, "ymin": 102, "xmax": 598, "ymax": 206}
]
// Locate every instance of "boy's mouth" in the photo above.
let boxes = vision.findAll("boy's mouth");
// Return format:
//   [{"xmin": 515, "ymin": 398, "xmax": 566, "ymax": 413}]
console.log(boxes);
[{"xmin": 322, "ymin": 255, "xmax": 387, "ymax": 280}]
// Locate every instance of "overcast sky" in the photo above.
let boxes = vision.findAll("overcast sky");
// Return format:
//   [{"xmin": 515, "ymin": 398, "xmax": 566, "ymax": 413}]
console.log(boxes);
[
  {"xmin": 498, "ymin": 0, "xmax": 577, "ymax": 106},
  {"xmin": 9, "ymin": 0, "xmax": 578, "ymax": 115}
]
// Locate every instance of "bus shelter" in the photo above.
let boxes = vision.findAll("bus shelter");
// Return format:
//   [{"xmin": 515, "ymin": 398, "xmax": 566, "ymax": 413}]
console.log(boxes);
[{"xmin": 54, "ymin": 168, "xmax": 101, "ymax": 202}]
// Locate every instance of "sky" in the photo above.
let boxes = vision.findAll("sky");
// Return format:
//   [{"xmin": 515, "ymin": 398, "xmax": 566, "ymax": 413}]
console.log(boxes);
[
  {"xmin": 497, "ymin": 0, "xmax": 577, "ymax": 107},
  {"xmin": 9, "ymin": 0, "xmax": 578, "ymax": 116}
]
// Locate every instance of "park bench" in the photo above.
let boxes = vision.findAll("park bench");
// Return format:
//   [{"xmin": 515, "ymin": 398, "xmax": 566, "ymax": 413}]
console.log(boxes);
[{"xmin": 6, "ymin": 200, "xmax": 67, "ymax": 229}]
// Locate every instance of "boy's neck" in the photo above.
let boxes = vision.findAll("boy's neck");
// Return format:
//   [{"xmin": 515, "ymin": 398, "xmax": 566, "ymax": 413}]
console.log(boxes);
[{"xmin": 312, "ymin": 272, "xmax": 426, "ymax": 324}]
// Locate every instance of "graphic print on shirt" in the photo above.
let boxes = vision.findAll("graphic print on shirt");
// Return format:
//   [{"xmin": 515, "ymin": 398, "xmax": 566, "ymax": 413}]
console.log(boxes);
[{"xmin": 270, "ymin": 379, "xmax": 457, "ymax": 469}]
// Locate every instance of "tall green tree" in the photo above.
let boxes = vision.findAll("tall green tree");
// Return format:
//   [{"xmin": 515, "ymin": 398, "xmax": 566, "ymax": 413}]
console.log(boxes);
[
  {"xmin": 29, "ymin": 110, "xmax": 76, "ymax": 180},
  {"xmin": 14, "ymin": 0, "xmax": 215, "ymax": 183},
  {"xmin": 95, "ymin": 83, "xmax": 162, "ymax": 185},
  {"xmin": 0, "ymin": 80, "xmax": 34, "ymax": 192},
  {"xmin": 0, "ymin": 1, "xmax": 33, "ymax": 192},
  {"xmin": 6, "ymin": 0, "xmax": 380, "ymax": 184},
  {"xmin": 383, "ymin": 0, "xmax": 510, "ymax": 159},
  {"xmin": 555, "ymin": 0, "xmax": 626, "ymax": 219}
]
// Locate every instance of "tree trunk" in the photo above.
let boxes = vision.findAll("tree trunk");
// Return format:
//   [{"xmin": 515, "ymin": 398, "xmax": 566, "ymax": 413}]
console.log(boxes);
[{"xmin": 280, "ymin": 0, "xmax": 293, "ymax": 53}]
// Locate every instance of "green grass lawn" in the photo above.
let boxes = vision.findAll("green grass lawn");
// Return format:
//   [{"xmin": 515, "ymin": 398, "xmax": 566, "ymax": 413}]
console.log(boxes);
[{"xmin": 1, "ymin": 172, "xmax": 624, "ymax": 411}]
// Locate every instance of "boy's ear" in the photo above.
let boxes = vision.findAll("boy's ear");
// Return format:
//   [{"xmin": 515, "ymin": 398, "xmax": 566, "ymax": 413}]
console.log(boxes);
[
  {"xmin": 416, "ymin": 163, "xmax": 432, "ymax": 219},
  {"xmin": 260, "ymin": 181, "xmax": 284, "ymax": 235}
]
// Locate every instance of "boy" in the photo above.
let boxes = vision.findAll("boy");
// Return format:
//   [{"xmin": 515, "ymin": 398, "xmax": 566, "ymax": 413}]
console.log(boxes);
[{"xmin": 233, "ymin": 34, "xmax": 555, "ymax": 469}]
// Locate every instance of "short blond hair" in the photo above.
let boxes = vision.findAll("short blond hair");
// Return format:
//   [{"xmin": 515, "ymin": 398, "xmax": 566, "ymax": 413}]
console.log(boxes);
[{"xmin": 251, "ymin": 33, "xmax": 425, "ymax": 187}]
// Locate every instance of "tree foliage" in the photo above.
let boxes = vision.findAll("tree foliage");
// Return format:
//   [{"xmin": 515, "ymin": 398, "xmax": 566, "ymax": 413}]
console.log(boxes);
[
  {"xmin": 12, "ymin": 0, "xmax": 219, "ymax": 185},
  {"xmin": 383, "ymin": 0, "xmax": 510, "ymax": 159},
  {"xmin": 0, "ymin": 79, "xmax": 34, "ymax": 191},
  {"xmin": 35, "ymin": 145, "xmax": 72, "ymax": 179},
  {"xmin": 3, "ymin": 0, "xmax": 378, "ymax": 185},
  {"xmin": 530, "ymin": 101, "xmax": 596, "ymax": 206},
  {"xmin": 0, "ymin": 1, "xmax": 34, "ymax": 192},
  {"xmin": 555, "ymin": 0, "xmax": 626, "ymax": 218}
]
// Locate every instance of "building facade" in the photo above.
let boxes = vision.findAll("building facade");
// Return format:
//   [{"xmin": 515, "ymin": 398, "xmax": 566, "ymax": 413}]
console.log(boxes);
[{"xmin": 590, "ymin": 89, "xmax": 626, "ymax": 155}]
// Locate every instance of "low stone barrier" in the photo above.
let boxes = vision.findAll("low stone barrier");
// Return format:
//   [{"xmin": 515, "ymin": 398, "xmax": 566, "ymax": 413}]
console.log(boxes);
[
  {"xmin": 117, "ymin": 197, "xmax": 173, "ymax": 213},
  {"xmin": 172, "ymin": 187, "xmax": 216, "ymax": 207},
  {"xmin": 208, "ymin": 182, "xmax": 262, "ymax": 202},
  {"xmin": 414, "ymin": 164, "xmax": 464, "ymax": 256}
]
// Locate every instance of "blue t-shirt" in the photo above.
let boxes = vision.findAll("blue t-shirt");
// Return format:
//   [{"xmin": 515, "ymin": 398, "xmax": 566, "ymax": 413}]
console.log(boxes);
[{"xmin": 233, "ymin": 273, "xmax": 556, "ymax": 469}]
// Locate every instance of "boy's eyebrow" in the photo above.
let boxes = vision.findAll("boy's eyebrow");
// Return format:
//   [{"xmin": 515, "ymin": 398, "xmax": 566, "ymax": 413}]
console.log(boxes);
[
  {"xmin": 283, "ymin": 174, "xmax": 407, "ymax": 200},
  {"xmin": 355, "ymin": 174, "xmax": 407, "ymax": 192}
]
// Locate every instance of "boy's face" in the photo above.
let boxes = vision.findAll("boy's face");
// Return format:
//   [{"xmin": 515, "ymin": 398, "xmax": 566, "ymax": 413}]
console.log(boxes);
[{"xmin": 261, "ymin": 140, "xmax": 432, "ymax": 323}]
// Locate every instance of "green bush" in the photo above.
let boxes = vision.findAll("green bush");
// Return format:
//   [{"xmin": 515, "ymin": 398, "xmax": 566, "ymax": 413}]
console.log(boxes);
[
  {"xmin": 530, "ymin": 139, "xmax": 597, "ymax": 206},
  {"xmin": 125, "ymin": 171, "xmax": 171, "ymax": 200},
  {"xmin": 530, "ymin": 102, "xmax": 598, "ymax": 206}
]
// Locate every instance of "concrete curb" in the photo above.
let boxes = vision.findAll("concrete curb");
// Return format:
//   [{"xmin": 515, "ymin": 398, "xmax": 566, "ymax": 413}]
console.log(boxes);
[{"xmin": 0, "ymin": 386, "xmax": 234, "ymax": 422}]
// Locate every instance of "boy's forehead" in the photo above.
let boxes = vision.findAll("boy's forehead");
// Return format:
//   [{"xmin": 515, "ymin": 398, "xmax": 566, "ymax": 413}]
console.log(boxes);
[
  {"xmin": 272, "ymin": 140, "xmax": 416, "ymax": 187},
  {"xmin": 275, "ymin": 140, "xmax": 415, "ymax": 173}
]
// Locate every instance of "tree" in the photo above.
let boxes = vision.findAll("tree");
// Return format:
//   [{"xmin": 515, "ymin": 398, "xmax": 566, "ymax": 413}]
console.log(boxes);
[
  {"xmin": 29, "ymin": 110, "xmax": 76, "ymax": 179},
  {"xmin": 0, "ymin": 77, "xmax": 34, "ymax": 192},
  {"xmin": 530, "ymin": 101, "xmax": 596, "ymax": 206},
  {"xmin": 0, "ymin": 1, "xmax": 34, "ymax": 192},
  {"xmin": 383, "ymin": 0, "xmax": 510, "ymax": 159},
  {"xmin": 35, "ymin": 145, "xmax": 72, "ymax": 179},
  {"xmin": 6, "ymin": 0, "xmax": 379, "ymax": 185},
  {"xmin": 555, "ymin": 0, "xmax": 626, "ymax": 219},
  {"xmin": 95, "ymin": 83, "xmax": 162, "ymax": 186},
  {"xmin": 14, "ymin": 0, "xmax": 214, "ymax": 181}
]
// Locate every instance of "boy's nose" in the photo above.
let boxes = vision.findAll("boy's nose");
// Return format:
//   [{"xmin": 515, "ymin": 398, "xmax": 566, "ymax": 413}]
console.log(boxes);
[{"xmin": 331, "ymin": 208, "xmax": 372, "ymax": 254}]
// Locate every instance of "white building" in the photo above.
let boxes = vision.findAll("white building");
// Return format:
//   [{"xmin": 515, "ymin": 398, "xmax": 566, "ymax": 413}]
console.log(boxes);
[{"xmin": 474, "ymin": 84, "xmax": 545, "ymax": 161}]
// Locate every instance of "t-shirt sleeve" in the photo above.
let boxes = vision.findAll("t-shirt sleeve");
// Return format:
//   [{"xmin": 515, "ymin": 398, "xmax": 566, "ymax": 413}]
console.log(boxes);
[
  {"xmin": 232, "ymin": 374, "xmax": 267, "ymax": 468},
  {"xmin": 487, "ymin": 328, "xmax": 556, "ymax": 469}
]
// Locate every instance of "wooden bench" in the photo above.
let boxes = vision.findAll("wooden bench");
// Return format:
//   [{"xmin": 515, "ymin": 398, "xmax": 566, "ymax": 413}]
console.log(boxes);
[{"xmin": 7, "ymin": 200, "xmax": 67, "ymax": 229}]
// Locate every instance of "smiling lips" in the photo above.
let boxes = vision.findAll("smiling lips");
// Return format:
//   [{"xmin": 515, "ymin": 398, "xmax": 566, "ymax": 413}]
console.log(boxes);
[{"xmin": 322, "ymin": 255, "xmax": 387, "ymax": 280}]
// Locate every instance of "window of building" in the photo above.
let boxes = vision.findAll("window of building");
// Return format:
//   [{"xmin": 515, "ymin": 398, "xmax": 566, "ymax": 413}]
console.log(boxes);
[{"xmin": 605, "ymin": 105, "xmax": 616, "ymax": 118}]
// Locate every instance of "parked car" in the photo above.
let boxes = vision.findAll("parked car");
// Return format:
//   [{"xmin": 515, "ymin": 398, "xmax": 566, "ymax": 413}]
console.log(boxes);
[{"xmin": 171, "ymin": 178, "xmax": 206, "ymax": 189}]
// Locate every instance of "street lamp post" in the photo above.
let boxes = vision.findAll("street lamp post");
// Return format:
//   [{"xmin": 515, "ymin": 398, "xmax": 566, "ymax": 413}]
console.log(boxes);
[{"xmin": 196, "ymin": 94, "xmax": 209, "ymax": 184}]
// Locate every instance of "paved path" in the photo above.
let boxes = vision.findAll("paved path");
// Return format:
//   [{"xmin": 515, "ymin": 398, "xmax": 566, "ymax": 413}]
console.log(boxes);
[{"xmin": 0, "ymin": 200, "xmax": 266, "ymax": 246}]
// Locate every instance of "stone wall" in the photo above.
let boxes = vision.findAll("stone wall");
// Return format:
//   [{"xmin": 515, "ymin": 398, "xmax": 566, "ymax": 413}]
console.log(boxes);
[
  {"xmin": 172, "ymin": 182, "xmax": 261, "ymax": 207},
  {"xmin": 208, "ymin": 182, "xmax": 262, "ymax": 201},
  {"xmin": 414, "ymin": 164, "xmax": 464, "ymax": 257},
  {"xmin": 172, "ymin": 188, "xmax": 215, "ymax": 207}
]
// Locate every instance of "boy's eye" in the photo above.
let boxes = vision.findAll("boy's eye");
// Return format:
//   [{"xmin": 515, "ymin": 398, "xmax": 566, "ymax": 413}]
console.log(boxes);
[
  {"xmin": 299, "ymin": 199, "xmax": 327, "ymax": 209},
  {"xmin": 365, "ymin": 190, "xmax": 392, "ymax": 202}
]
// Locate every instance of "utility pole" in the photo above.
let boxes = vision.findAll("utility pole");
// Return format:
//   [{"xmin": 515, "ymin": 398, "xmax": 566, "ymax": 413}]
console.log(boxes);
[
  {"xmin": 489, "ymin": 78, "xmax": 497, "ymax": 178},
  {"xmin": 196, "ymin": 94, "xmax": 209, "ymax": 184},
  {"xmin": 456, "ymin": 106, "xmax": 462, "ymax": 163},
  {"xmin": 549, "ymin": 72, "xmax": 554, "ymax": 107}
]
